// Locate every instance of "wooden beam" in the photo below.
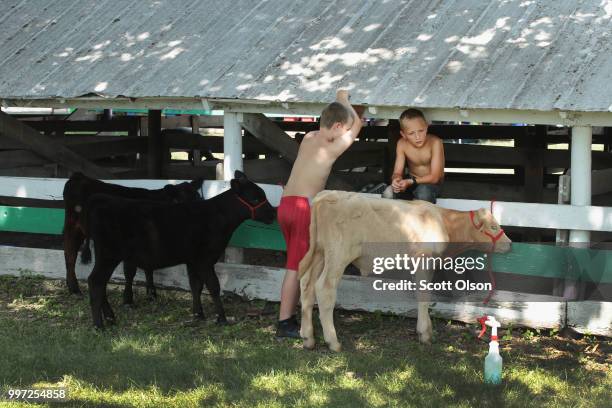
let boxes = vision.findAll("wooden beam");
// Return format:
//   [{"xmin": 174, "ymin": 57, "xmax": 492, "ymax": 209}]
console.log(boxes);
[
  {"xmin": 147, "ymin": 110, "xmax": 163, "ymax": 178},
  {"xmin": 163, "ymin": 132, "xmax": 274, "ymax": 155},
  {"xmin": 0, "ymin": 150, "xmax": 49, "ymax": 169},
  {"xmin": 239, "ymin": 113, "xmax": 353, "ymax": 190},
  {"xmin": 0, "ymin": 111, "xmax": 113, "ymax": 178},
  {"xmin": 239, "ymin": 113, "xmax": 299, "ymax": 161},
  {"xmin": 69, "ymin": 137, "xmax": 147, "ymax": 160},
  {"xmin": 23, "ymin": 117, "xmax": 139, "ymax": 133},
  {"xmin": 441, "ymin": 180, "xmax": 557, "ymax": 203}
]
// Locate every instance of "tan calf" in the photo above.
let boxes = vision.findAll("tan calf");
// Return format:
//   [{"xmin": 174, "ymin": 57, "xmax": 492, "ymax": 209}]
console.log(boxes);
[{"xmin": 298, "ymin": 191, "xmax": 511, "ymax": 352}]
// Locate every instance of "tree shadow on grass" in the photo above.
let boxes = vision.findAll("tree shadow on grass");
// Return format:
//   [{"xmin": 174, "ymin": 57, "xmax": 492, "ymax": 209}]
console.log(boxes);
[{"xmin": 0, "ymin": 278, "xmax": 609, "ymax": 407}]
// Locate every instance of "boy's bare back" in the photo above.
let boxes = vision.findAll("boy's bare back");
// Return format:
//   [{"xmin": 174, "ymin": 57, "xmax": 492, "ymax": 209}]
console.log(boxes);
[{"xmin": 283, "ymin": 91, "xmax": 364, "ymax": 199}]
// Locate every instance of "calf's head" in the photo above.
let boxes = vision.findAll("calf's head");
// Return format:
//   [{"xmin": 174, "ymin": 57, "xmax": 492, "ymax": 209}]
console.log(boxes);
[
  {"xmin": 230, "ymin": 170, "xmax": 275, "ymax": 224},
  {"xmin": 163, "ymin": 178, "xmax": 204, "ymax": 203},
  {"xmin": 468, "ymin": 208, "xmax": 511, "ymax": 253}
]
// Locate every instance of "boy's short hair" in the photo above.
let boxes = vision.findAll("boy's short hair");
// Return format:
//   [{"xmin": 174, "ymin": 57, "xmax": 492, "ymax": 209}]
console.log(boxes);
[
  {"xmin": 399, "ymin": 108, "xmax": 427, "ymax": 128},
  {"xmin": 320, "ymin": 102, "xmax": 352, "ymax": 129}
]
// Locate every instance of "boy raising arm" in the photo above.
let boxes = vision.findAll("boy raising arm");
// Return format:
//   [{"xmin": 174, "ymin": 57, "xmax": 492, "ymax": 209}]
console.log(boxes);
[
  {"xmin": 384, "ymin": 109, "xmax": 445, "ymax": 203},
  {"xmin": 276, "ymin": 89, "xmax": 364, "ymax": 338}
]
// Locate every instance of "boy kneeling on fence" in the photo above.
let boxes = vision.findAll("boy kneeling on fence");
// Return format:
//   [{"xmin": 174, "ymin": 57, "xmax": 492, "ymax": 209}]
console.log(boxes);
[{"xmin": 382, "ymin": 109, "xmax": 445, "ymax": 203}]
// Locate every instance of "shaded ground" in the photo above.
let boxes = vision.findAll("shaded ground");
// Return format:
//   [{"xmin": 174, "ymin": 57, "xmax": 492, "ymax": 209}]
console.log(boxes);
[{"xmin": 0, "ymin": 274, "xmax": 610, "ymax": 407}]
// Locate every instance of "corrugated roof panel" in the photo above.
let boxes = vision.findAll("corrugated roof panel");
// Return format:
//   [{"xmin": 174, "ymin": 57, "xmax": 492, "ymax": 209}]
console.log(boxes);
[{"xmin": 0, "ymin": 0, "xmax": 610, "ymax": 112}]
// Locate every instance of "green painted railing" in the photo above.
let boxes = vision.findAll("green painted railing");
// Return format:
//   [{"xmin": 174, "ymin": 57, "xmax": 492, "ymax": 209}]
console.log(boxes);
[
  {"xmin": 0, "ymin": 206, "xmax": 285, "ymax": 251},
  {"xmin": 1, "ymin": 205, "xmax": 611, "ymax": 283}
]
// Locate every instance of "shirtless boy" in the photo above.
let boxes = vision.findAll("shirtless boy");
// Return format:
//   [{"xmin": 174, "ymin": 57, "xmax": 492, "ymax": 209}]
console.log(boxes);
[
  {"xmin": 276, "ymin": 89, "xmax": 364, "ymax": 338},
  {"xmin": 383, "ymin": 109, "xmax": 445, "ymax": 203}
]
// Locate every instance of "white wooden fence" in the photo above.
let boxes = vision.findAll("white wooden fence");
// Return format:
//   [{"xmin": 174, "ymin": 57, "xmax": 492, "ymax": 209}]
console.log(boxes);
[{"xmin": 0, "ymin": 176, "xmax": 610, "ymax": 336}]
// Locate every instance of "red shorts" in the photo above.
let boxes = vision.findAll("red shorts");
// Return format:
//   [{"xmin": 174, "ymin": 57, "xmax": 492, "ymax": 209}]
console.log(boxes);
[{"xmin": 277, "ymin": 196, "xmax": 311, "ymax": 271}]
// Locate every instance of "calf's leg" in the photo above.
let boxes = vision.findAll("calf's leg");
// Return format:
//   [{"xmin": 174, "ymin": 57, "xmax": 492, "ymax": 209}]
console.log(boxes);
[
  {"xmin": 315, "ymin": 257, "xmax": 345, "ymax": 352},
  {"xmin": 187, "ymin": 264, "xmax": 205, "ymax": 319},
  {"xmin": 123, "ymin": 262, "xmax": 137, "ymax": 306},
  {"xmin": 300, "ymin": 250, "xmax": 323, "ymax": 350},
  {"xmin": 202, "ymin": 265, "xmax": 227, "ymax": 324},
  {"xmin": 415, "ymin": 267, "xmax": 434, "ymax": 344},
  {"xmin": 88, "ymin": 258, "xmax": 119, "ymax": 329},
  {"xmin": 144, "ymin": 269, "xmax": 157, "ymax": 300},
  {"xmin": 63, "ymin": 220, "xmax": 85, "ymax": 295}
]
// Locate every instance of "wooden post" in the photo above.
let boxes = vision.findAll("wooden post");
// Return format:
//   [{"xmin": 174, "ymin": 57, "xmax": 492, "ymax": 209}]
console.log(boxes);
[
  {"xmin": 147, "ymin": 110, "xmax": 162, "ymax": 178},
  {"xmin": 565, "ymin": 125, "xmax": 592, "ymax": 301},
  {"xmin": 102, "ymin": 109, "xmax": 113, "ymax": 121},
  {"xmin": 569, "ymin": 126, "xmax": 592, "ymax": 243},
  {"xmin": 191, "ymin": 115, "xmax": 201, "ymax": 166},
  {"xmin": 223, "ymin": 112, "xmax": 244, "ymax": 263}
]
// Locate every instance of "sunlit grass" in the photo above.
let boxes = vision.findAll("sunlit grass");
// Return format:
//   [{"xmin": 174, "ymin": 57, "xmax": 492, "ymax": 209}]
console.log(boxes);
[{"xmin": 0, "ymin": 275, "xmax": 609, "ymax": 407}]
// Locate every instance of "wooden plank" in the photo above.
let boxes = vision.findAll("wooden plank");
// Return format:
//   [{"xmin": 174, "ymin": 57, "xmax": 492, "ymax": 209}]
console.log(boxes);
[
  {"xmin": 0, "ymin": 165, "xmax": 57, "ymax": 177},
  {"xmin": 1, "ymin": 176, "xmax": 611, "ymax": 233},
  {"xmin": 567, "ymin": 302, "xmax": 612, "ymax": 336},
  {"xmin": 0, "ymin": 111, "xmax": 114, "ymax": 179},
  {"xmin": 0, "ymin": 246, "xmax": 568, "ymax": 331},
  {"xmin": 239, "ymin": 113, "xmax": 299, "ymax": 161},
  {"xmin": 239, "ymin": 113, "xmax": 353, "ymax": 190},
  {"xmin": 69, "ymin": 137, "xmax": 147, "ymax": 160},
  {"xmin": 163, "ymin": 133, "xmax": 274, "ymax": 155},
  {"xmin": 23, "ymin": 117, "xmax": 139, "ymax": 133},
  {"xmin": 334, "ymin": 150, "xmax": 383, "ymax": 170},
  {"xmin": 591, "ymin": 168, "xmax": 612, "ymax": 196},
  {"xmin": 441, "ymin": 180, "xmax": 557, "ymax": 203},
  {"xmin": 0, "ymin": 150, "xmax": 49, "ymax": 169},
  {"xmin": 0, "ymin": 136, "xmax": 27, "ymax": 149}
]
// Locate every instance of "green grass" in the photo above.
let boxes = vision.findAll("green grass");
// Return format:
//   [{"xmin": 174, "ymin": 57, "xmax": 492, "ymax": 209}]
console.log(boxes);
[{"xmin": 0, "ymin": 275, "xmax": 610, "ymax": 408}]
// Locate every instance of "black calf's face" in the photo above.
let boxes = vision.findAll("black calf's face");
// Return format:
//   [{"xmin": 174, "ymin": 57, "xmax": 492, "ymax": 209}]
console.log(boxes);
[
  {"xmin": 231, "ymin": 171, "xmax": 275, "ymax": 224},
  {"xmin": 164, "ymin": 178, "xmax": 204, "ymax": 203}
]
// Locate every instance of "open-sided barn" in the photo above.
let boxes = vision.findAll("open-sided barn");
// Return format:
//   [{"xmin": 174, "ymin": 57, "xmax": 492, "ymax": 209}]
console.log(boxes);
[{"xmin": 0, "ymin": 0, "xmax": 611, "ymax": 335}]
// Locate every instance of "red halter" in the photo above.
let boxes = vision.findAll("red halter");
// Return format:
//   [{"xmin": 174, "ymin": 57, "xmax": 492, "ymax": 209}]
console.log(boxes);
[
  {"xmin": 236, "ymin": 195, "xmax": 269, "ymax": 219},
  {"xmin": 469, "ymin": 207, "xmax": 505, "ymax": 247},
  {"xmin": 470, "ymin": 200, "xmax": 505, "ymax": 304}
]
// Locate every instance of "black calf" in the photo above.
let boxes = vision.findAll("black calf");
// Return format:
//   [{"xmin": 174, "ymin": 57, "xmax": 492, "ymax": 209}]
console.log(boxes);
[
  {"xmin": 85, "ymin": 171, "xmax": 275, "ymax": 328},
  {"xmin": 62, "ymin": 172, "xmax": 203, "ymax": 300}
]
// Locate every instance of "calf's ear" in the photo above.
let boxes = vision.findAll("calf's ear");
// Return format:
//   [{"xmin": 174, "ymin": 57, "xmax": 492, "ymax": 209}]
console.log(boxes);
[
  {"xmin": 234, "ymin": 170, "xmax": 247, "ymax": 180},
  {"xmin": 474, "ymin": 208, "xmax": 488, "ymax": 228},
  {"xmin": 191, "ymin": 177, "xmax": 204, "ymax": 188}
]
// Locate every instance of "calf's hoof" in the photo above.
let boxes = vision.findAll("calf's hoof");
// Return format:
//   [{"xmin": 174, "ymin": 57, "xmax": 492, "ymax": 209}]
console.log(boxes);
[
  {"xmin": 418, "ymin": 332, "xmax": 432, "ymax": 345},
  {"xmin": 327, "ymin": 341, "xmax": 342, "ymax": 353},
  {"xmin": 216, "ymin": 317, "xmax": 229, "ymax": 326},
  {"xmin": 303, "ymin": 337, "xmax": 315, "ymax": 350}
]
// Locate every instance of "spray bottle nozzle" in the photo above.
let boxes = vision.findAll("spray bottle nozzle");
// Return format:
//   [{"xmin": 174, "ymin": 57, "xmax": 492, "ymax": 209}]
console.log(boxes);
[{"xmin": 477, "ymin": 315, "xmax": 501, "ymax": 341}]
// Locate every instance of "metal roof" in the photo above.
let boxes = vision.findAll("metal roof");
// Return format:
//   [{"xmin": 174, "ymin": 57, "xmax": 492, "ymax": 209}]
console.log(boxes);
[{"xmin": 0, "ymin": 0, "xmax": 611, "ymax": 113}]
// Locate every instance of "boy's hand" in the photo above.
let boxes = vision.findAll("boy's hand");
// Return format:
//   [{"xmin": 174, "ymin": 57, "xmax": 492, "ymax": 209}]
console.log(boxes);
[
  {"xmin": 392, "ymin": 179, "xmax": 412, "ymax": 193},
  {"xmin": 336, "ymin": 89, "xmax": 349, "ymax": 102}
]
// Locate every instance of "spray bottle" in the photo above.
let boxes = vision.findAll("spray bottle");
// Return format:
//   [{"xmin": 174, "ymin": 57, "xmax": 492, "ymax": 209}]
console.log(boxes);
[{"xmin": 477, "ymin": 315, "xmax": 502, "ymax": 384}]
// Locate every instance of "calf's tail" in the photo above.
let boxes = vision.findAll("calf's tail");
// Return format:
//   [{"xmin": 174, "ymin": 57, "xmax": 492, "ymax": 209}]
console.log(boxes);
[
  {"xmin": 81, "ymin": 237, "xmax": 92, "ymax": 264},
  {"xmin": 297, "ymin": 199, "xmax": 319, "ymax": 283}
]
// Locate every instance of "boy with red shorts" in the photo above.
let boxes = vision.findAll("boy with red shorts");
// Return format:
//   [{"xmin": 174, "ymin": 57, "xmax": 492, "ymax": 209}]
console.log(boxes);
[{"xmin": 276, "ymin": 89, "xmax": 364, "ymax": 338}]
